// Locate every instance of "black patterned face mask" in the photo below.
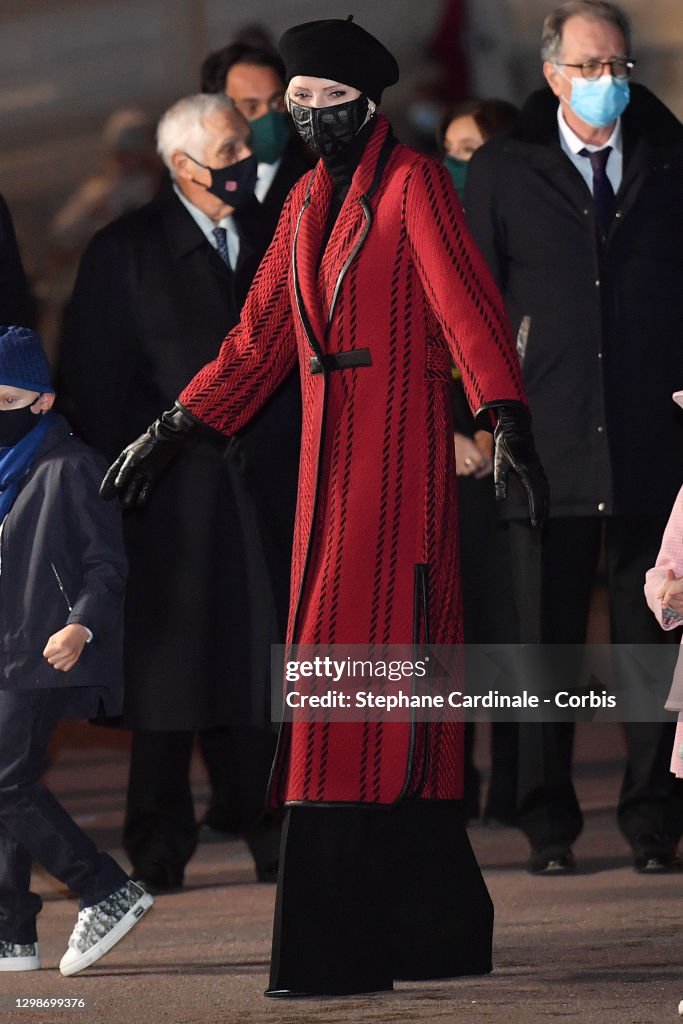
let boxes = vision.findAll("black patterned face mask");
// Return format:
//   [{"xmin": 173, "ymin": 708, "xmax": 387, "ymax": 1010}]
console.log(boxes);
[{"xmin": 289, "ymin": 95, "xmax": 370, "ymax": 157}]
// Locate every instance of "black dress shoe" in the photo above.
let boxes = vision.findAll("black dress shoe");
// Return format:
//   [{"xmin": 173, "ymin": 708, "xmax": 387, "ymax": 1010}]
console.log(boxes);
[
  {"xmin": 131, "ymin": 862, "xmax": 184, "ymax": 894},
  {"xmin": 528, "ymin": 847, "xmax": 576, "ymax": 875},
  {"xmin": 255, "ymin": 860, "xmax": 279, "ymax": 884},
  {"xmin": 264, "ymin": 989, "xmax": 311, "ymax": 998},
  {"xmin": 198, "ymin": 822, "xmax": 241, "ymax": 843},
  {"xmin": 632, "ymin": 834, "xmax": 681, "ymax": 873},
  {"xmin": 481, "ymin": 812, "xmax": 517, "ymax": 829}
]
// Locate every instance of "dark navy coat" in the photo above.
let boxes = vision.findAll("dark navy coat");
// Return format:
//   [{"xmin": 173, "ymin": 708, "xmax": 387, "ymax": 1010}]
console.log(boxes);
[
  {"xmin": 0, "ymin": 415, "xmax": 126, "ymax": 716},
  {"xmin": 465, "ymin": 84, "xmax": 683, "ymax": 518}
]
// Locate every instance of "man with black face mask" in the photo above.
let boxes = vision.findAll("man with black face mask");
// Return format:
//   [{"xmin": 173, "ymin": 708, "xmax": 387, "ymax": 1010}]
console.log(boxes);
[{"xmin": 59, "ymin": 93, "xmax": 284, "ymax": 890}]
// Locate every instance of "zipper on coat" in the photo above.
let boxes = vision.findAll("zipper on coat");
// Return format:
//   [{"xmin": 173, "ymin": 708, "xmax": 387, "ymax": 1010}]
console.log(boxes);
[
  {"xmin": 412, "ymin": 563, "xmax": 431, "ymax": 647},
  {"xmin": 50, "ymin": 562, "xmax": 73, "ymax": 613}
]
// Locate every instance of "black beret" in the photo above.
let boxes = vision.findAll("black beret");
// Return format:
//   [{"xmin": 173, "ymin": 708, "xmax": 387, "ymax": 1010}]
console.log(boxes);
[{"xmin": 278, "ymin": 16, "xmax": 399, "ymax": 104}]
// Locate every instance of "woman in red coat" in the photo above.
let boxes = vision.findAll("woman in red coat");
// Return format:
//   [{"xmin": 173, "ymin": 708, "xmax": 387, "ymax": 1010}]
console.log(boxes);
[{"xmin": 103, "ymin": 17, "xmax": 547, "ymax": 998}]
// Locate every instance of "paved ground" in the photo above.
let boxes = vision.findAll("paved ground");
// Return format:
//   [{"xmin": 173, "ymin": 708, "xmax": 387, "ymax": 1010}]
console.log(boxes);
[{"xmin": 0, "ymin": 721, "xmax": 680, "ymax": 1024}]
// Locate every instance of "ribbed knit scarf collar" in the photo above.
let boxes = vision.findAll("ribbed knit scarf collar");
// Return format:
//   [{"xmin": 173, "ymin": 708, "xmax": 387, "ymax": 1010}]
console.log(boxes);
[
  {"xmin": 0, "ymin": 412, "xmax": 55, "ymax": 522},
  {"xmin": 321, "ymin": 118, "xmax": 375, "ymax": 197},
  {"xmin": 318, "ymin": 119, "xmax": 375, "ymax": 260}
]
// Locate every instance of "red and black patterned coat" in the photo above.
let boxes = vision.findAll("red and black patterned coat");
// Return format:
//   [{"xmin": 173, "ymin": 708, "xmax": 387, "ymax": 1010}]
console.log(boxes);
[{"xmin": 180, "ymin": 116, "xmax": 525, "ymax": 806}]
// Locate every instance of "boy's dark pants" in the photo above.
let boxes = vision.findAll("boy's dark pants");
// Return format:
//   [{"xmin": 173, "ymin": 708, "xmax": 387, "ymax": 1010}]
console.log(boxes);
[{"xmin": 0, "ymin": 689, "xmax": 127, "ymax": 943}]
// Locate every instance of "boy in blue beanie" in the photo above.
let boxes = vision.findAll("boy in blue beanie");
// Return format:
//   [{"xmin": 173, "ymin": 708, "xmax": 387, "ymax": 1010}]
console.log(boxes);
[{"xmin": 0, "ymin": 325, "xmax": 153, "ymax": 976}]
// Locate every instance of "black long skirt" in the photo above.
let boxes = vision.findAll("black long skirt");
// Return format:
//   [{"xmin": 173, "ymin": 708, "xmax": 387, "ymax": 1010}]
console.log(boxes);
[{"xmin": 269, "ymin": 799, "xmax": 493, "ymax": 995}]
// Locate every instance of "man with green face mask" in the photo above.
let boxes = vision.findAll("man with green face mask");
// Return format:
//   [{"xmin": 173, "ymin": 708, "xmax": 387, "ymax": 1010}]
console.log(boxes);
[{"xmin": 201, "ymin": 42, "xmax": 312, "ymax": 241}]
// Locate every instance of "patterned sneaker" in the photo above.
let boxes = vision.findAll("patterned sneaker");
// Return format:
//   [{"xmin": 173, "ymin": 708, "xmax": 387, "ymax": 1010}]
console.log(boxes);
[
  {"xmin": 59, "ymin": 880, "xmax": 153, "ymax": 977},
  {"xmin": 0, "ymin": 941, "xmax": 41, "ymax": 971}
]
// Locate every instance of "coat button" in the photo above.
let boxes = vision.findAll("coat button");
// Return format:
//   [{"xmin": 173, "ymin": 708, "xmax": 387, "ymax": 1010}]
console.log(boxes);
[
  {"xmin": 595, "ymin": 279, "xmax": 600, "ymax": 287},
  {"xmin": 597, "ymin": 351, "xmax": 603, "ymax": 359},
  {"xmin": 598, "ymin": 502, "xmax": 606, "ymax": 512},
  {"xmin": 583, "ymin": 208, "xmax": 590, "ymax": 215},
  {"xmin": 615, "ymin": 210, "xmax": 622, "ymax": 218},
  {"xmin": 597, "ymin": 425, "xmax": 604, "ymax": 432}
]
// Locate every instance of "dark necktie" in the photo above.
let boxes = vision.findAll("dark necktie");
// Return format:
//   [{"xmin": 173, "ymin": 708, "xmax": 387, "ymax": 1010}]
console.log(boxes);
[
  {"xmin": 579, "ymin": 146, "xmax": 615, "ymax": 242},
  {"xmin": 212, "ymin": 225, "xmax": 231, "ymax": 267}
]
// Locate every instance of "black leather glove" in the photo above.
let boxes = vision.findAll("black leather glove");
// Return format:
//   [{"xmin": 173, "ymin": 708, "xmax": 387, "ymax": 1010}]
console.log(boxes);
[
  {"xmin": 100, "ymin": 402, "xmax": 209, "ymax": 509},
  {"xmin": 475, "ymin": 400, "xmax": 549, "ymax": 527}
]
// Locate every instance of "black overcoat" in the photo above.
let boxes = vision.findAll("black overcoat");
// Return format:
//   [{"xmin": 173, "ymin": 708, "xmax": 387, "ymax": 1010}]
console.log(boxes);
[
  {"xmin": 0, "ymin": 193, "xmax": 33, "ymax": 327},
  {"xmin": 465, "ymin": 84, "xmax": 683, "ymax": 518},
  {"xmin": 0, "ymin": 415, "xmax": 126, "ymax": 716},
  {"xmin": 59, "ymin": 190, "xmax": 300, "ymax": 729}
]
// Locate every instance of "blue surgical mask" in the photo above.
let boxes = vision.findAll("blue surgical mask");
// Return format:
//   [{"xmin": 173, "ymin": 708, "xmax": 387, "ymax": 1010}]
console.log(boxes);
[{"xmin": 558, "ymin": 69, "xmax": 630, "ymax": 127}]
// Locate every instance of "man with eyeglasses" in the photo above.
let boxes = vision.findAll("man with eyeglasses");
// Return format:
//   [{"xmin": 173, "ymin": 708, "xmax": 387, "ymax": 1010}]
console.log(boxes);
[{"xmin": 466, "ymin": 0, "xmax": 683, "ymax": 875}]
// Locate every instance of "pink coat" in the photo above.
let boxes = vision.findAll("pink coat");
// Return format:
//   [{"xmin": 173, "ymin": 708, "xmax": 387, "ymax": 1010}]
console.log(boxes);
[{"xmin": 644, "ymin": 480, "xmax": 683, "ymax": 778}]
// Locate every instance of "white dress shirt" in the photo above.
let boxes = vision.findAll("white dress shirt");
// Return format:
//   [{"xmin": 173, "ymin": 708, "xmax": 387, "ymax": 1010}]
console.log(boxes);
[
  {"xmin": 556, "ymin": 106, "xmax": 623, "ymax": 195},
  {"xmin": 255, "ymin": 158, "xmax": 281, "ymax": 204},
  {"xmin": 173, "ymin": 184, "xmax": 239, "ymax": 270}
]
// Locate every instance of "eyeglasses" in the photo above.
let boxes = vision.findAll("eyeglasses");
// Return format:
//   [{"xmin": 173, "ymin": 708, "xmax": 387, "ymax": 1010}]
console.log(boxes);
[{"xmin": 554, "ymin": 58, "xmax": 636, "ymax": 81}]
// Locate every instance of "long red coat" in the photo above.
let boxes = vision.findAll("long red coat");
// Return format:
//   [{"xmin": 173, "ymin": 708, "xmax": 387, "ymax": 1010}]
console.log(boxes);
[{"xmin": 180, "ymin": 116, "xmax": 525, "ymax": 806}]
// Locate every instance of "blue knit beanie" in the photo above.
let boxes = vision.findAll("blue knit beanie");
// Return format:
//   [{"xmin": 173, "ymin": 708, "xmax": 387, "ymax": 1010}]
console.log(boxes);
[{"xmin": 0, "ymin": 325, "xmax": 54, "ymax": 393}]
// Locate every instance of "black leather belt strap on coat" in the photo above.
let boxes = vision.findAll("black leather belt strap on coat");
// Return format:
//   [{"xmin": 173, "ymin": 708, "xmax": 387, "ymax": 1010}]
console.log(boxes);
[{"xmin": 309, "ymin": 349, "xmax": 372, "ymax": 374}]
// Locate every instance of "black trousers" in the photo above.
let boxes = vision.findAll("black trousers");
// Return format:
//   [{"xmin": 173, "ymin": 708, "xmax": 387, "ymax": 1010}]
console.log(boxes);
[
  {"xmin": 269, "ymin": 800, "xmax": 493, "ymax": 995},
  {"xmin": 0, "ymin": 690, "xmax": 127, "ymax": 943},
  {"xmin": 508, "ymin": 515, "xmax": 683, "ymax": 851},
  {"xmin": 123, "ymin": 727, "xmax": 278, "ymax": 877}
]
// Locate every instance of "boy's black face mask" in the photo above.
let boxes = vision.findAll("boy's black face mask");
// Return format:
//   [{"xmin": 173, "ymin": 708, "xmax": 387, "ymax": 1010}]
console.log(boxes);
[
  {"xmin": 289, "ymin": 95, "xmax": 370, "ymax": 157},
  {"xmin": 0, "ymin": 397, "xmax": 41, "ymax": 448}
]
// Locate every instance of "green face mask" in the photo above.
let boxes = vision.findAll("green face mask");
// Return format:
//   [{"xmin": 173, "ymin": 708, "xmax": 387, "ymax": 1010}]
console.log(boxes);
[
  {"xmin": 443, "ymin": 155, "xmax": 469, "ymax": 200},
  {"xmin": 249, "ymin": 110, "xmax": 289, "ymax": 165}
]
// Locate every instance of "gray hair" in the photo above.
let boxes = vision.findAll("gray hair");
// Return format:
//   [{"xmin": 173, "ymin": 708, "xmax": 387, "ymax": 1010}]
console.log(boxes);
[
  {"xmin": 541, "ymin": 1, "xmax": 631, "ymax": 62},
  {"xmin": 157, "ymin": 93, "xmax": 236, "ymax": 176}
]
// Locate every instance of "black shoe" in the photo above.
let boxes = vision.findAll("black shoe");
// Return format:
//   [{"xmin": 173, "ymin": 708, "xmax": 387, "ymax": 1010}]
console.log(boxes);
[
  {"xmin": 264, "ymin": 989, "xmax": 311, "ymax": 998},
  {"xmin": 198, "ymin": 822, "xmax": 240, "ymax": 843},
  {"xmin": 632, "ymin": 834, "xmax": 681, "ymax": 873},
  {"xmin": 131, "ymin": 862, "xmax": 184, "ymax": 894},
  {"xmin": 255, "ymin": 860, "xmax": 279, "ymax": 884},
  {"xmin": 482, "ymin": 812, "xmax": 517, "ymax": 829},
  {"xmin": 528, "ymin": 847, "xmax": 576, "ymax": 875}
]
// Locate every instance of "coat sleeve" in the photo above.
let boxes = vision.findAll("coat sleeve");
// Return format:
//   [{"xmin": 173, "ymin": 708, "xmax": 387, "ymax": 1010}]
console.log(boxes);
[
  {"xmin": 644, "ymin": 485, "xmax": 683, "ymax": 629},
  {"xmin": 58, "ymin": 226, "xmax": 139, "ymax": 460},
  {"xmin": 60, "ymin": 453, "xmax": 128, "ymax": 639},
  {"xmin": 178, "ymin": 186, "xmax": 301, "ymax": 436},
  {"xmin": 463, "ymin": 143, "xmax": 508, "ymax": 292},
  {"xmin": 403, "ymin": 157, "xmax": 524, "ymax": 416}
]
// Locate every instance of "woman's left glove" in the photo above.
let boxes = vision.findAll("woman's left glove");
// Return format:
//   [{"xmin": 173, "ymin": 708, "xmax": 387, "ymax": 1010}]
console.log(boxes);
[
  {"xmin": 475, "ymin": 400, "xmax": 549, "ymax": 528},
  {"xmin": 100, "ymin": 402, "xmax": 208, "ymax": 509}
]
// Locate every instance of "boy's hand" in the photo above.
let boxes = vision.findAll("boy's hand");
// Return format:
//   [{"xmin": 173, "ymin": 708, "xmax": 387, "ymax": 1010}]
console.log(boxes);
[
  {"xmin": 43, "ymin": 624, "xmax": 90, "ymax": 672},
  {"xmin": 657, "ymin": 569, "xmax": 683, "ymax": 616}
]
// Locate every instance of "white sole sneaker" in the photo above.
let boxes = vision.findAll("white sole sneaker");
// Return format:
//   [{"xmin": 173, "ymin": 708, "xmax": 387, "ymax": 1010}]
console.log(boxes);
[
  {"xmin": 0, "ymin": 943, "xmax": 41, "ymax": 971},
  {"xmin": 59, "ymin": 888, "xmax": 153, "ymax": 977}
]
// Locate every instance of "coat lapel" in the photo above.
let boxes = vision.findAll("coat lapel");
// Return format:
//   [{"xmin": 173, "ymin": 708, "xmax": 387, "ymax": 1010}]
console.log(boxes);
[
  {"xmin": 292, "ymin": 117, "xmax": 392, "ymax": 351},
  {"xmin": 318, "ymin": 118, "xmax": 391, "ymax": 331}
]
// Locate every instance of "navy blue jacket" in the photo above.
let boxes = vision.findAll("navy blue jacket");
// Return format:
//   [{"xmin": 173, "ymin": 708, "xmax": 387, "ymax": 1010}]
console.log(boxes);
[{"xmin": 0, "ymin": 415, "xmax": 126, "ymax": 715}]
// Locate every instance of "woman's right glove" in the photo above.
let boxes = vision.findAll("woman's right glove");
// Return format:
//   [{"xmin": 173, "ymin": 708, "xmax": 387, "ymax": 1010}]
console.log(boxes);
[
  {"xmin": 100, "ymin": 402, "xmax": 209, "ymax": 509},
  {"xmin": 475, "ymin": 400, "xmax": 549, "ymax": 528}
]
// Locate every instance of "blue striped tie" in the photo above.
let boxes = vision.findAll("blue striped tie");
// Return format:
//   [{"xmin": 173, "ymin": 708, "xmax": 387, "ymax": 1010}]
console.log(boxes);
[{"xmin": 212, "ymin": 226, "xmax": 230, "ymax": 267}]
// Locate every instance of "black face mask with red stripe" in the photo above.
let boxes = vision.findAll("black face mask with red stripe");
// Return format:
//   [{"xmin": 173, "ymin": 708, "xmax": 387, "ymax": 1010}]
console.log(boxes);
[{"xmin": 186, "ymin": 153, "xmax": 258, "ymax": 209}]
